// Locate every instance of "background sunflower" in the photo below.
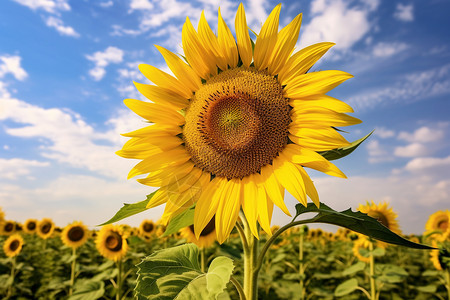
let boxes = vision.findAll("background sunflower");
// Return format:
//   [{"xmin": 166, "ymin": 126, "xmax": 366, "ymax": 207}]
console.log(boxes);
[
  {"xmin": 61, "ymin": 221, "xmax": 89, "ymax": 249},
  {"xmin": 36, "ymin": 218, "xmax": 55, "ymax": 240},
  {"xmin": 3, "ymin": 234, "xmax": 24, "ymax": 258},
  {"xmin": 179, "ymin": 217, "xmax": 216, "ymax": 249},
  {"xmin": 23, "ymin": 219, "xmax": 38, "ymax": 234},
  {"xmin": 95, "ymin": 224, "xmax": 128, "ymax": 262}
]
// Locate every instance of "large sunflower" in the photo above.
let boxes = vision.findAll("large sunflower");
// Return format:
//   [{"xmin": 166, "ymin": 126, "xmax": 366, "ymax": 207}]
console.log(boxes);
[
  {"xmin": 36, "ymin": 218, "xmax": 55, "ymax": 240},
  {"xmin": 23, "ymin": 219, "xmax": 38, "ymax": 234},
  {"xmin": 118, "ymin": 4, "xmax": 361, "ymax": 243},
  {"xmin": 95, "ymin": 224, "xmax": 128, "ymax": 262},
  {"xmin": 180, "ymin": 216, "xmax": 217, "ymax": 249},
  {"xmin": 3, "ymin": 234, "xmax": 24, "ymax": 258},
  {"xmin": 61, "ymin": 221, "xmax": 89, "ymax": 249}
]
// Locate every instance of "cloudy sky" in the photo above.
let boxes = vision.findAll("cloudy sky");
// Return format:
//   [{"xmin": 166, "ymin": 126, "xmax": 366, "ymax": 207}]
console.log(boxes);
[{"xmin": 0, "ymin": 0, "xmax": 449, "ymax": 234}]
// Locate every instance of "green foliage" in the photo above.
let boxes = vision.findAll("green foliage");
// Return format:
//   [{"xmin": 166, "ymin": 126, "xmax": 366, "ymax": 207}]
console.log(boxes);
[
  {"xmin": 99, "ymin": 191, "xmax": 157, "ymax": 226},
  {"xmin": 135, "ymin": 244, "xmax": 234, "ymax": 300},
  {"xmin": 68, "ymin": 280, "xmax": 105, "ymax": 300},
  {"xmin": 318, "ymin": 130, "xmax": 373, "ymax": 161},
  {"xmin": 334, "ymin": 278, "xmax": 358, "ymax": 297},
  {"xmin": 162, "ymin": 204, "xmax": 195, "ymax": 237},
  {"xmin": 294, "ymin": 203, "xmax": 433, "ymax": 249}
]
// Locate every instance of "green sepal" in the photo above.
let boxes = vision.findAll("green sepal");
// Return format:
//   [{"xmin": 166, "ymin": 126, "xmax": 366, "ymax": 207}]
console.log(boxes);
[
  {"xmin": 98, "ymin": 191, "xmax": 157, "ymax": 226},
  {"xmin": 318, "ymin": 130, "xmax": 374, "ymax": 161},
  {"xmin": 162, "ymin": 204, "xmax": 196, "ymax": 237},
  {"xmin": 293, "ymin": 202, "xmax": 433, "ymax": 249},
  {"xmin": 135, "ymin": 244, "xmax": 234, "ymax": 300}
]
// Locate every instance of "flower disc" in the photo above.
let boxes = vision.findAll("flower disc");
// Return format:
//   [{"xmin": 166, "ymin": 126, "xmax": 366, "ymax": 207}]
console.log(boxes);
[{"xmin": 184, "ymin": 67, "xmax": 290, "ymax": 179}]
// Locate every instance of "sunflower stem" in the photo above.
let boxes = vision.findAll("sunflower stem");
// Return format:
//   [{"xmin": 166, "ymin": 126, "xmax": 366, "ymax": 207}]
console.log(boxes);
[
  {"xmin": 7, "ymin": 256, "xmax": 16, "ymax": 299},
  {"xmin": 299, "ymin": 230, "xmax": 305, "ymax": 300},
  {"xmin": 241, "ymin": 213, "xmax": 258, "ymax": 300},
  {"xmin": 369, "ymin": 242, "xmax": 376, "ymax": 300},
  {"xmin": 230, "ymin": 275, "xmax": 246, "ymax": 300},
  {"xmin": 69, "ymin": 247, "xmax": 76, "ymax": 296},
  {"xmin": 116, "ymin": 259, "xmax": 123, "ymax": 300},
  {"xmin": 445, "ymin": 268, "xmax": 450, "ymax": 300}
]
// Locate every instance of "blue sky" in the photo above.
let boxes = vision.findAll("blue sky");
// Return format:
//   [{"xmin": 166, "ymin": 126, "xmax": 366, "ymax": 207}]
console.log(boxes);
[{"xmin": 0, "ymin": 0, "xmax": 449, "ymax": 234}]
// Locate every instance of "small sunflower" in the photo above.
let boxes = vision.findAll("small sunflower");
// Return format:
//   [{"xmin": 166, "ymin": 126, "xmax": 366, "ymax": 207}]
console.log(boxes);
[
  {"xmin": 23, "ymin": 219, "xmax": 38, "ymax": 234},
  {"xmin": 3, "ymin": 234, "xmax": 24, "ymax": 258},
  {"xmin": 352, "ymin": 238, "xmax": 370, "ymax": 263},
  {"xmin": 118, "ymin": 3, "xmax": 361, "ymax": 243},
  {"xmin": 36, "ymin": 218, "xmax": 55, "ymax": 240},
  {"xmin": 425, "ymin": 210, "xmax": 450, "ymax": 241},
  {"xmin": 61, "ymin": 221, "xmax": 89, "ymax": 249},
  {"xmin": 1, "ymin": 220, "xmax": 16, "ymax": 236},
  {"xmin": 139, "ymin": 219, "xmax": 156, "ymax": 238},
  {"xmin": 95, "ymin": 224, "xmax": 128, "ymax": 261},
  {"xmin": 180, "ymin": 217, "xmax": 216, "ymax": 249}
]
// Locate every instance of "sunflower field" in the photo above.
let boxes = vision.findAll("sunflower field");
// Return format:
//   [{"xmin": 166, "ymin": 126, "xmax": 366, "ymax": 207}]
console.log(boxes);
[{"xmin": 1, "ymin": 206, "xmax": 450, "ymax": 300}]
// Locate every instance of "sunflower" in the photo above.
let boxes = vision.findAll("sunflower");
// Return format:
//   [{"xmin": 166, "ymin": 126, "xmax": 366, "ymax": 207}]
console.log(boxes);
[
  {"xmin": 3, "ymin": 234, "xmax": 24, "ymax": 258},
  {"xmin": 138, "ymin": 219, "xmax": 156, "ymax": 238},
  {"xmin": 118, "ymin": 3, "xmax": 361, "ymax": 244},
  {"xmin": 95, "ymin": 224, "xmax": 128, "ymax": 261},
  {"xmin": 36, "ymin": 218, "xmax": 55, "ymax": 240},
  {"xmin": 352, "ymin": 238, "xmax": 370, "ymax": 263},
  {"xmin": 23, "ymin": 219, "xmax": 38, "ymax": 234},
  {"xmin": 425, "ymin": 210, "xmax": 450, "ymax": 241},
  {"xmin": 61, "ymin": 221, "xmax": 89, "ymax": 249},
  {"xmin": 1, "ymin": 220, "xmax": 16, "ymax": 236},
  {"xmin": 180, "ymin": 216, "xmax": 217, "ymax": 249}
]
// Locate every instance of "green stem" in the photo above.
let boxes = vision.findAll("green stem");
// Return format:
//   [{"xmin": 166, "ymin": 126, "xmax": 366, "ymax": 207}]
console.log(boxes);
[
  {"xmin": 240, "ymin": 213, "xmax": 258, "ymax": 300},
  {"xmin": 116, "ymin": 259, "xmax": 123, "ymax": 300},
  {"xmin": 369, "ymin": 242, "xmax": 376, "ymax": 300},
  {"xmin": 200, "ymin": 248, "xmax": 206, "ymax": 273},
  {"xmin": 69, "ymin": 247, "xmax": 76, "ymax": 296},
  {"xmin": 299, "ymin": 232, "xmax": 305, "ymax": 300},
  {"xmin": 445, "ymin": 268, "xmax": 450, "ymax": 300},
  {"xmin": 230, "ymin": 276, "xmax": 246, "ymax": 300},
  {"xmin": 7, "ymin": 256, "xmax": 16, "ymax": 299}
]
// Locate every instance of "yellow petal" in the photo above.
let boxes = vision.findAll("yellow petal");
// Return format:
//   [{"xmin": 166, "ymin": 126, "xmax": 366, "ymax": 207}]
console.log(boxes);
[
  {"xmin": 241, "ymin": 175, "xmax": 259, "ymax": 238},
  {"xmin": 284, "ymin": 70, "xmax": 353, "ymax": 99},
  {"xmin": 290, "ymin": 107, "xmax": 361, "ymax": 128},
  {"xmin": 155, "ymin": 45, "xmax": 201, "ymax": 93},
  {"xmin": 127, "ymin": 146, "xmax": 190, "ymax": 179},
  {"xmin": 121, "ymin": 124, "xmax": 182, "ymax": 138},
  {"xmin": 139, "ymin": 64, "xmax": 192, "ymax": 99},
  {"xmin": 260, "ymin": 164, "xmax": 290, "ymax": 216},
  {"xmin": 146, "ymin": 188, "xmax": 169, "ymax": 209},
  {"xmin": 296, "ymin": 165, "xmax": 319, "ymax": 207},
  {"xmin": 235, "ymin": 3, "xmax": 252, "ymax": 68},
  {"xmin": 273, "ymin": 156, "xmax": 307, "ymax": 206},
  {"xmin": 194, "ymin": 177, "xmax": 224, "ymax": 239},
  {"xmin": 216, "ymin": 178, "xmax": 241, "ymax": 244},
  {"xmin": 134, "ymin": 82, "xmax": 188, "ymax": 110},
  {"xmin": 288, "ymin": 128, "xmax": 350, "ymax": 151},
  {"xmin": 218, "ymin": 8, "xmax": 238, "ymax": 68},
  {"xmin": 254, "ymin": 4, "xmax": 281, "ymax": 70},
  {"xmin": 124, "ymin": 99, "xmax": 185, "ymax": 125},
  {"xmin": 279, "ymin": 42, "xmax": 335, "ymax": 85},
  {"xmin": 301, "ymin": 160, "xmax": 347, "ymax": 178},
  {"xmin": 268, "ymin": 13, "xmax": 302, "ymax": 75},
  {"xmin": 138, "ymin": 161, "xmax": 195, "ymax": 187},
  {"xmin": 257, "ymin": 186, "xmax": 273, "ymax": 236},
  {"xmin": 182, "ymin": 17, "xmax": 217, "ymax": 78},
  {"xmin": 198, "ymin": 11, "xmax": 227, "ymax": 71},
  {"xmin": 289, "ymin": 94, "xmax": 354, "ymax": 113}
]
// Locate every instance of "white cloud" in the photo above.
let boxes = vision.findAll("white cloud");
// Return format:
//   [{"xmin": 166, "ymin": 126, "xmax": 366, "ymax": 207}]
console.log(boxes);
[
  {"xmin": 0, "ymin": 55, "xmax": 28, "ymax": 81},
  {"xmin": 366, "ymin": 139, "xmax": 394, "ymax": 163},
  {"xmin": 45, "ymin": 16, "xmax": 80, "ymax": 37},
  {"xmin": 299, "ymin": 0, "xmax": 379, "ymax": 51},
  {"xmin": 398, "ymin": 126, "xmax": 445, "ymax": 144},
  {"xmin": 348, "ymin": 64, "xmax": 450, "ymax": 110},
  {"xmin": 86, "ymin": 47, "xmax": 124, "ymax": 81},
  {"xmin": 0, "ymin": 158, "xmax": 49, "ymax": 180},
  {"xmin": 394, "ymin": 142, "xmax": 429, "ymax": 157},
  {"xmin": 129, "ymin": 0, "xmax": 153, "ymax": 12},
  {"xmin": 99, "ymin": 1, "xmax": 113, "ymax": 8},
  {"xmin": 374, "ymin": 127, "xmax": 395, "ymax": 138},
  {"xmin": 394, "ymin": 3, "xmax": 414, "ymax": 22},
  {"xmin": 12, "ymin": 0, "xmax": 70, "ymax": 14},
  {"xmin": 404, "ymin": 156, "xmax": 450, "ymax": 173},
  {"xmin": 372, "ymin": 42, "xmax": 408, "ymax": 57}
]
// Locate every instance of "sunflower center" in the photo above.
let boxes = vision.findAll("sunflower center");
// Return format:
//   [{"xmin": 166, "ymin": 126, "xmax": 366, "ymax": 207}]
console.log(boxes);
[
  {"xmin": 41, "ymin": 223, "xmax": 51, "ymax": 234},
  {"xmin": 143, "ymin": 223, "xmax": 154, "ymax": 233},
  {"xmin": 68, "ymin": 226, "xmax": 84, "ymax": 242},
  {"xmin": 106, "ymin": 232, "xmax": 123, "ymax": 252},
  {"xmin": 184, "ymin": 67, "xmax": 290, "ymax": 179},
  {"xmin": 438, "ymin": 220, "xmax": 448, "ymax": 231},
  {"xmin": 189, "ymin": 217, "xmax": 215, "ymax": 237},
  {"xmin": 9, "ymin": 240, "xmax": 20, "ymax": 252},
  {"xmin": 369, "ymin": 211, "xmax": 389, "ymax": 228},
  {"xmin": 5, "ymin": 222, "xmax": 14, "ymax": 232},
  {"xmin": 27, "ymin": 222, "xmax": 36, "ymax": 231}
]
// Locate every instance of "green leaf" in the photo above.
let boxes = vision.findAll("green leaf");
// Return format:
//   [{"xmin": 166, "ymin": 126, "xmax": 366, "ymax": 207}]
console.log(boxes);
[
  {"xmin": 415, "ymin": 285, "xmax": 437, "ymax": 293},
  {"xmin": 377, "ymin": 265, "xmax": 408, "ymax": 283},
  {"xmin": 98, "ymin": 191, "xmax": 156, "ymax": 226},
  {"xmin": 135, "ymin": 244, "xmax": 233, "ymax": 300},
  {"xmin": 342, "ymin": 261, "xmax": 366, "ymax": 276},
  {"xmin": 334, "ymin": 278, "xmax": 359, "ymax": 297},
  {"xmin": 294, "ymin": 202, "xmax": 434, "ymax": 249},
  {"xmin": 68, "ymin": 280, "xmax": 105, "ymax": 300},
  {"xmin": 318, "ymin": 130, "xmax": 373, "ymax": 161},
  {"xmin": 162, "ymin": 204, "xmax": 195, "ymax": 237},
  {"xmin": 372, "ymin": 247, "xmax": 386, "ymax": 257}
]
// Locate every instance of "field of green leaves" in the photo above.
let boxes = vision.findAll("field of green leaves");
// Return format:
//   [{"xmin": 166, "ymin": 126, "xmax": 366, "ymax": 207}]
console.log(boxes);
[{"xmin": 1, "ymin": 224, "xmax": 449, "ymax": 300}]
